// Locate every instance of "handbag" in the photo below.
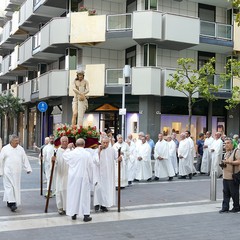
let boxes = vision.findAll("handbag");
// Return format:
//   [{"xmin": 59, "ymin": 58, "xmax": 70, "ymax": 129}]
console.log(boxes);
[{"xmin": 232, "ymin": 149, "xmax": 240, "ymax": 184}]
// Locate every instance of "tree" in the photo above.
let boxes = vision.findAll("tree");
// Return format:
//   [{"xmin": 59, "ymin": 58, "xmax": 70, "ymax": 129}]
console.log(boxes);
[
  {"xmin": 224, "ymin": 59, "xmax": 240, "ymax": 110},
  {"xmin": 231, "ymin": 0, "xmax": 240, "ymax": 25},
  {"xmin": 0, "ymin": 93, "xmax": 24, "ymax": 141},
  {"xmin": 166, "ymin": 58, "xmax": 223, "ymax": 131}
]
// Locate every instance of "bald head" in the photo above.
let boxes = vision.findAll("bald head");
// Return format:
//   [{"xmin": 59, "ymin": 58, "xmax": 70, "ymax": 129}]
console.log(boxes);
[{"xmin": 76, "ymin": 138, "xmax": 85, "ymax": 147}]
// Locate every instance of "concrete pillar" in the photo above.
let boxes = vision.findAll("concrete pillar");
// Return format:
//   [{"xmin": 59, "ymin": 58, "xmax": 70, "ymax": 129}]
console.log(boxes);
[
  {"xmin": 226, "ymin": 106, "xmax": 240, "ymax": 136},
  {"xmin": 139, "ymin": 96, "xmax": 161, "ymax": 142},
  {"xmin": 61, "ymin": 96, "xmax": 73, "ymax": 125}
]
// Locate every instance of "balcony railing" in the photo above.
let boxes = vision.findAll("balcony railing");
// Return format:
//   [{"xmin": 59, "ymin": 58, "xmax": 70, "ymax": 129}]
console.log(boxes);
[
  {"xmin": 106, "ymin": 69, "xmax": 123, "ymax": 85},
  {"xmin": 31, "ymin": 78, "xmax": 39, "ymax": 93},
  {"xmin": 214, "ymin": 74, "xmax": 232, "ymax": 91},
  {"xmin": 107, "ymin": 13, "xmax": 132, "ymax": 31},
  {"xmin": 200, "ymin": 20, "xmax": 232, "ymax": 40},
  {"xmin": 33, "ymin": 32, "xmax": 41, "ymax": 51}
]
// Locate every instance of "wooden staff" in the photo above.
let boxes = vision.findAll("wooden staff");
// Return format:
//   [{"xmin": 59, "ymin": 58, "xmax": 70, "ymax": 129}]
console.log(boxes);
[
  {"xmin": 118, "ymin": 147, "xmax": 121, "ymax": 213},
  {"xmin": 40, "ymin": 148, "xmax": 43, "ymax": 196},
  {"xmin": 44, "ymin": 151, "xmax": 56, "ymax": 213}
]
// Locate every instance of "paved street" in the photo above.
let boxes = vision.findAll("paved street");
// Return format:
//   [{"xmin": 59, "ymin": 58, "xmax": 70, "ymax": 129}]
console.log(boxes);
[{"xmin": 0, "ymin": 151, "xmax": 239, "ymax": 240}]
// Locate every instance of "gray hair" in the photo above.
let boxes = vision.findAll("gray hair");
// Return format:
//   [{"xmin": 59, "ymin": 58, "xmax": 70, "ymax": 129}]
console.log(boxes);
[
  {"xmin": 9, "ymin": 134, "xmax": 19, "ymax": 143},
  {"xmin": 76, "ymin": 138, "xmax": 85, "ymax": 147}
]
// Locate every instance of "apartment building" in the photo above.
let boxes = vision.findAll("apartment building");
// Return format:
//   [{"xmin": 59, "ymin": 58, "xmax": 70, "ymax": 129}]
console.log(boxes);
[{"xmin": 0, "ymin": 0, "xmax": 239, "ymax": 148}]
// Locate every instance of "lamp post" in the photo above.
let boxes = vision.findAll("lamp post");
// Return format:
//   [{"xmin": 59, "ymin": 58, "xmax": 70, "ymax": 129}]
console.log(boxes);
[{"xmin": 120, "ymin": 65, "xmax": 131, "ymax": 140}]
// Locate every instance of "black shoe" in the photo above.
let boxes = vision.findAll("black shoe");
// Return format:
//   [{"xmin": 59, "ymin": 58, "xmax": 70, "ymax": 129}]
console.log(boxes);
[
  {"xmin": 193, "ymin": 172, "xmax": 197, "ymax": 176},
  {"xmin": 168, "ymin": 177, "xmax": 173, "ymax": 181},
  {"xmin": 188, "ymin": 173, "xmax": 192, "ymax": 179},
  {"xmin": 72, "ymin": 214, "xmax": 77, "ymax": 220},
  {"xmin": 229, "ymin": 208, "xmax": 240, "ymax": 213},
  {"xmin": 83, "ymin": 215, "xmax": 92, "ymax": 222},
  {"xmin": 178, "ymin": 175, "xmax": 186, "ymax": 179},
  {"xmin": 7, "ymin": 202, "xmax": 11, "ymax": 208},
  {"xmin": 94, "ymin": 205, "xmax": 100, "ymax": 212},
  {"xmin": 100, "ymin": 206, "xmax": 108, "ymax": 212},
  {"xmin": 147, "ymin": 178, "xmax": 152, "ymax": 182},
  {"xmin": 133, "ymin": 179, "xmax": 139, "ymax": 182},
  {"xmin": 219, "ymin": 209, "xmax": 229, "ymax": 213},
  {"xmin": 10, "ymin": 203, "xmax": 17, "ymax": 212},
  {"xmin": 154, "ymin": 177, "xmax": 159, "ymax": 181},
  {"xmin": 128, "ymin": 181, "xmax": 132, "ymax": 186}
]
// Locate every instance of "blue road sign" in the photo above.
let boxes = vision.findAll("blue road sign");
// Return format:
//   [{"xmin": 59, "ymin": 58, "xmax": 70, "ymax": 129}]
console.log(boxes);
[{"xmin": 38, "ymin": 101, "xmax": 48, "ymax": 112}]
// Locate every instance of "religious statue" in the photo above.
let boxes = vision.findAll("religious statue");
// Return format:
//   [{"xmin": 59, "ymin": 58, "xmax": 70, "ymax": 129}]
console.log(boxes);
[{"xmin": 71, "ymin": 70, "xmax": 89, "ymax": 126}]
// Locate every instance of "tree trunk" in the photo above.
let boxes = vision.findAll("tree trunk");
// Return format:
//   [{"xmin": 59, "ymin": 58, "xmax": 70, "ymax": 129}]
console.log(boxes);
[{"xmin": 188, "ymin": 96, "xmax": 192, "ymax": 131}]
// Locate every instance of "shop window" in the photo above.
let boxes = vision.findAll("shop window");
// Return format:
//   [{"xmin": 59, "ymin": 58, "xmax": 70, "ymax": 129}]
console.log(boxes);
[
  {"xmin": 145, "ymin": 0, "xmax": 157, "ymax": 10},
  {"xmin": 144, "ymin": 44, "xmax": 157, "ymax": 67}
]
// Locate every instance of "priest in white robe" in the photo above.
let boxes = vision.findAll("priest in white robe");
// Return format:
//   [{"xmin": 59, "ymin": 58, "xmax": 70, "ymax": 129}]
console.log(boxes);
[
  {"xmin": 43, "ymin": 134, "xmax": 56, "ymax": 197},
  {"xmin": 0, "ymin": 135, "xmax": 32, "ymax": 212},
  {"xmin": 62, "ymin": 138, "xmax": 92, "ymax": 222},
  {"xmin": 135, "ymin": 135, "xmax": 152, "ymax": 181},
  {"xmin": 126, "ymin": 137, "xmax": 136, "ymax": 185},
  {"xmin": 210, "ymin": 132, "xmax": 223, "ymax": 178},
  {"xmin": 167, "ymin": 135, "xmax": 178, "ymax": 175},
  {"xmin": 52, "ymin": 136, "xmax": 69, "ymax": 215},
  {"xmin": 201, "ymin": 131, "xmax": 214, "ymax": 174},
  {"xmin": 154, "ymin": 133, "xmax": 175, "ymax": 181},
  {"xmin": 113, "ymin": 134, "xmax": 129, "ymax": 188},
  {"xmin": 178, "ymin": 133, "xmax": 193, "ymax": 179},
  {"xmin": 93, "ymin": 136, "xmax": 122, "ymax": 212},
  {"xmin": 185, "ymin": 131, "xmax": 197, "ymax": 175}
]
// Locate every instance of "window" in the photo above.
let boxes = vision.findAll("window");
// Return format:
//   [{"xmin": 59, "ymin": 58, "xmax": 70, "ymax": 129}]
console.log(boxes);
[
  {"xmin": 126, "ymin": 0, "xmax": 137, "ymax": 13},
  {"xmin": 144, "ymin": 44, "xmax": 156, "ymax": 66},
  {"xmin": 125, "ymin": 46, "xmax": 136, "ymax": 67},
  {"xmin": 198, "ymin": 3, "xmax": 215, "ymax": 22},
  {"xmin": 145, "ymin": 0, "xmax": 157, "ymax": 10}
]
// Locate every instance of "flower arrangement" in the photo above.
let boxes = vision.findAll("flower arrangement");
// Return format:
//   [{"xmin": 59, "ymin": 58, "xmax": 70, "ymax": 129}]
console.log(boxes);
[
  {"xmin": 88, "ymin": 9, "xmax": 97, "ymax": 16},
  {"xmin": 79, "ymin": 6, "xmax": 88, "ymax": 12},
  {"xmin": 55, "ymin": 124, "xmax": 100, "ymax": 140}
]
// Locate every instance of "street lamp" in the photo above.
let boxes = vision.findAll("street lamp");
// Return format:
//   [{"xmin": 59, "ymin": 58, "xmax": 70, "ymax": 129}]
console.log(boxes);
[{"xmin": 120, "ymin": 65, "xmax": 131, "ymax": 140}]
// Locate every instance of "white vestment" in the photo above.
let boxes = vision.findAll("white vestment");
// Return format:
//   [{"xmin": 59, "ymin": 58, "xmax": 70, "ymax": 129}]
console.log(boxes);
[
  {"xmin": 168, "ymin": 140, "xmax": 178, "ymax": 174},
  {"xmin": 154, "ymin": 140, "xmax": 175, "ymax": 178},
  {"xmin": 55, "ymin": 147, "xmax": 69, "ymax": 211},
  {"xmin": 113, "ymin": 142, "xmax": 129, "ymax": 187},
  {"xmin": 93, "ymin": 146, "xmax": 117, "ymax": 207},
  {"xmin": 63, "ymin": 147, "xmax": 92, "ymax": 217},
  {"xmin": 201, "ymin": 136, "xmax": 214, "ymax": 174},
  {"xmin": 0, "ymin": 144, "xmax": 32, "ymax": 205},
  {"xmin": 135, "ymin": 142, "xmax": 152, "ymax": 180},
  {"xmin": 42, "ymin": 143, "xmax": 56, "ymax": 191},
  {"xmin": 128, "ymin": 141, "xmax": 136, "ymax": 181},
  {"xmin": 178, "ymin": 139, "xmax": 192, "ymax": 176},
  {"xmin": 210, "ymin": 138, "xmax": 223, "ymax": 177},
  {"xmin": 186, "ymin": 137, "xmax": 196, "ymax": 173}
]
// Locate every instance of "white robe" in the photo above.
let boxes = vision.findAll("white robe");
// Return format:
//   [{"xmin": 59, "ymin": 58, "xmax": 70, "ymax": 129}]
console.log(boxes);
[
  {"xmin": 63, "ymin": 147, "xmax": 92, "ymax": 217},
  {"xmin": 154, "ymin": 140, "xmax": 175, "ymax": 178},
  {"xmin": 42, "ymin": 143, "xmax": 56, "ymax": 191},
  {"xmin": 178, "ymin": 139, "xmax": 192, "ymax": 176},
  {"xmin": 210, "ymin": 138, "xmax": 223, "ymax": 177},
  {"xmin": 168, "ymin": 140, "xmax": 178, "ymax": 174},
  {"xmin": 113, "ymin": 142, "xmax": 129, "ymax": 187},
  {"xmin": 93, "ymin": 146, "xmax": 117, "ymax": 207},
  {"xmin": 186, "ymin": 137, "xmax": 196, "ymax": 173},
  {"xmin": 128, "ymin": 141, "xmax": 136, "ymax": 181},
  {"xmin": 135, "ymin": 142, "xmax": 152, "ymax": 180},
  {"xmin": 201, "ymin": 136, "xmax": 214, "ymax": 174},
  {"xmin": 0, "ymin": 144, "xmax": 32, "ymax": 205},
  {"xmin": 55, "ymin": 147, "xmax": 69, "ymax": 211}
]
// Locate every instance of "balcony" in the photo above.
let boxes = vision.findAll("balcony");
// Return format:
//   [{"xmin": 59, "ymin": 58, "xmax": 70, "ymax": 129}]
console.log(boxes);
[
  {"xmin": 214, "ymin": 74, "xmax": 232, "ymax": 92},
  {"xmin": 107, "ymin": 13, "xmax": 132, "ymax": 31},
  {"xmin": 18, "ymin": 80, "xmax": 31, "ymax": 102},
  {"xmin": 18, "ymin": 37, "xmax": 33, "ymax": 65},
  {"xmin": 106, "ymin": 69, "xmax": 124, "ymax": 86},
  {"xmin": 132, "ymin": 67, "xmax": 161, "ymax": 95},
  {"xmin": 200, "ymin": 21, "xmax": 232, "ymax": 41}
]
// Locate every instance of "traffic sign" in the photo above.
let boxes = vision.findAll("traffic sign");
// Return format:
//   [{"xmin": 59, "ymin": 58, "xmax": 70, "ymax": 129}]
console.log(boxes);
[{"xmin": 38, "ymin": 101, "xmax": 48, "ymax": 112}]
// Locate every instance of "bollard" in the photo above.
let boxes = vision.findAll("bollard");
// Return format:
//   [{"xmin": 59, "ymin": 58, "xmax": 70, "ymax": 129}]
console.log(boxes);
[{"xmin": 210, "ymin": 170, "xmax": 217, "ymax": 201}]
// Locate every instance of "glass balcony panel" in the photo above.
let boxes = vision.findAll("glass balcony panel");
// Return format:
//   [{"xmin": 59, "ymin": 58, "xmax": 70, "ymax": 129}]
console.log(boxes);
[
  {"xmin": 106, "ymin": 69, "xmax": 123, "ymax": 85},
  {"xmin": 107, "ymin": 14, "xmax": 132, "ymax": 31},
  {"xmin": 217, "ymin": 24, "xmax": 232, "ymax": 40},
  {"xmin": 200, "ymin": 21, "xmax": 215, "ymax": 37},
  {"xmin": 214, "ymin": 75, "xmax": 232, "ymax": 91}
]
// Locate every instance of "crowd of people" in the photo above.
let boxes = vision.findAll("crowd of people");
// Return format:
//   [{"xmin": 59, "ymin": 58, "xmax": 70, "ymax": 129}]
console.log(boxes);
[{"xmin": 1, "ymin": 130, "xmax": 240, "ymax": 222}]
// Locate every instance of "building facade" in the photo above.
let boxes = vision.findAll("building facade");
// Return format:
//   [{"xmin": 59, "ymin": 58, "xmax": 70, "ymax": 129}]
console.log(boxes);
[{"xmin": 0, "ymin": 0, "xmax": 240, "ymax": 148}]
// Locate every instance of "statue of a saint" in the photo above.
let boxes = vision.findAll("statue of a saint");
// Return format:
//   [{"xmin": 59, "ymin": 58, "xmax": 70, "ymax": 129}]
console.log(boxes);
[{"xmin": 71, "ymin": 70, "xmax": 89, "ymax": 126}]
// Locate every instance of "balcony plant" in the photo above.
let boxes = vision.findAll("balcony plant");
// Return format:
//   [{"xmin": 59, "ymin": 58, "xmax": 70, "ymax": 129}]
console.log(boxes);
[
  {"xmin": 88, "ymin": 9, "xmax": 97, "ymax": 16},
  {"xmin": 79, "ymin": 6, "xmax": 88, "ymax": 12}
]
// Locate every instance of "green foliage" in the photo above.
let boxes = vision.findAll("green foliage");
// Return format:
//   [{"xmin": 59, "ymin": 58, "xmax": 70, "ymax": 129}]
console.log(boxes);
[
  {"xmin": 230, "ymin": 0, "xmax": 240, "ymax": 25},
  {"xmin": 224, "ymin": 59, "xmax": 240, "ymax": 109},
  {"xmin": 0, "ymin": 93, "xmax": 24, "ymax": 117}
]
